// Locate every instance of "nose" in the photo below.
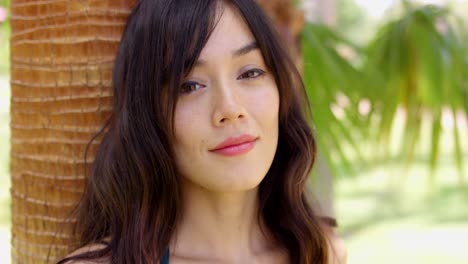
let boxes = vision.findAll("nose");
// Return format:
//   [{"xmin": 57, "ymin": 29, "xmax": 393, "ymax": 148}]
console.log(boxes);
[{"xmin": 212, "ymin": 82, "xmax": 246, "ymax": 126}]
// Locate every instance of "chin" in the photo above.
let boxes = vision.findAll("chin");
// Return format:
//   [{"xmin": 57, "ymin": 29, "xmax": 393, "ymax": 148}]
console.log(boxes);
[
  {"xmin": 217, "ymin": 176, "xmax": 264, "ymax": 192},
  {"xmin": 200, "ymin": 169, "xmax": 268, "ymax": 193}
]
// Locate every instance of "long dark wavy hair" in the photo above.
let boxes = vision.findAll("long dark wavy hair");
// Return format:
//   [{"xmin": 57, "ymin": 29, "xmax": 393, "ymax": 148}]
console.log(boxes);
[{"xmin": 57, "ymin": 0, "xmax": 329, "ymax": 263}]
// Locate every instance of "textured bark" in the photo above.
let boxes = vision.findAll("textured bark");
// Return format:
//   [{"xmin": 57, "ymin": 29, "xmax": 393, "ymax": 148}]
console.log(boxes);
[
  {"xmin": 9, "ymin": 1, "xmax": 136, "ymax": 262},
  {"xmin": 9, "ymin": 0, "xmax": 301, "ymax": 263}
]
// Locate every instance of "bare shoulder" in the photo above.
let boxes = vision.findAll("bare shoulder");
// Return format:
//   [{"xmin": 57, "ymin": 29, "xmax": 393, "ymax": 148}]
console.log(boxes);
[
  {"xmin": 60, "ymin": 243, "xmax": 111, "ymax": 264},
  {"xmin": 326, "ymin": 228, "xmax": 348, "ymax": 264}
]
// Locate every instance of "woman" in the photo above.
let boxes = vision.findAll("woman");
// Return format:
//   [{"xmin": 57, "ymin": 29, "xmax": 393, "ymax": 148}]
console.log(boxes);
[{"xmin": 58, "ymin": 0, "xmax": 346, "ymax": 263}]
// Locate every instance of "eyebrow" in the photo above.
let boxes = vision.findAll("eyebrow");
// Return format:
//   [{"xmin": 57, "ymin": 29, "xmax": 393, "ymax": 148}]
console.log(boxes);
[
  {"xmin": 232, "ymin": 41, "xmax": 258, "ymax": 57},
  {"xmin": 194, "ymin": 41, "xmax": 258, "ymax": 67}
]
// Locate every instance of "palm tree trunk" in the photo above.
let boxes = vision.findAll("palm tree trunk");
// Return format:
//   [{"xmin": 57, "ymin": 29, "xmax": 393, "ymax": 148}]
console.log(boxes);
[
  {"xmin": 10, "ymin": 1, "xmax": 136, "ymax": 262},
  {"xmin": 9, "ymin": 0, "xmax": 303, "ymax": 263}
]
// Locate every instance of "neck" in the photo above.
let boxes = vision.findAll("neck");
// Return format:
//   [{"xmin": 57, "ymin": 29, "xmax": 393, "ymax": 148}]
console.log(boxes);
[{"xmin": 171, "ymin": 180, "xmax": 275, "ymax": 262}]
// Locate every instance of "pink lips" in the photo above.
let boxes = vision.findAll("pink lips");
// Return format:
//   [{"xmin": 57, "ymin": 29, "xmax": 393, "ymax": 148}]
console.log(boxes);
[{"xmin": 209, "ymin": 134, "xmax": 257, "ymax": 156}]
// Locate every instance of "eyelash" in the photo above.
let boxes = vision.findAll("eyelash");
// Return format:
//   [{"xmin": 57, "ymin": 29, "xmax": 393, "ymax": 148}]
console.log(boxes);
[
  {"xmin": 237, "ymin": 68, "xmax": 266, "ymax": 80},
  {"xmin": 180, "ymin": 69, "xmax": 266, "ymax": 94},
  {"xmin": 179, "ymin": 81, "xmax": 205, "ymax": 94}
]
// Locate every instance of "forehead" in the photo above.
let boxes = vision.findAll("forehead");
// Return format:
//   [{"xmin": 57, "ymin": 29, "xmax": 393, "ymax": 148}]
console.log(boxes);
[{"xmin": 198, "ymin": 5, "xmax": 255, "ymax": 61}]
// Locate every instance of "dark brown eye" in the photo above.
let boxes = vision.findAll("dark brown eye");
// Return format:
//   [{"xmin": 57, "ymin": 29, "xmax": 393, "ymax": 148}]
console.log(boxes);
[
  {"xmin": 238, "ymin": 69, "xmax": 265, "ymax": 80},
  {"xmin": 180, "ymin": 81, "xmax": 205, "ymax": 94}
]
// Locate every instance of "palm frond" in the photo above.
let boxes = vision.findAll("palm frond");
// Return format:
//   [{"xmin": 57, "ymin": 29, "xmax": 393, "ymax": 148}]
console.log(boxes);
[
  {"xmin": 362, "ymin": 3, "xmax": 467, "ymax": 181},
  {"xmin": 301, "ymin": 3, "xmax": 467, "ymax": 183},
  {"xmin": 301, "ymin": 23, "xmax": 365, "ymax": 175}
]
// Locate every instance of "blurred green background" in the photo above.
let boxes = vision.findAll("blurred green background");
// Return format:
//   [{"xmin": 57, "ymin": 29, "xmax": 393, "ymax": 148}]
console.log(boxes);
[
  {"xmin": 302, "ymin": 0, "xmax": 468, "ymax": 263},
  {"xmin": 0, "ymin": 0, "xmax": 467, "ymax": 263}
]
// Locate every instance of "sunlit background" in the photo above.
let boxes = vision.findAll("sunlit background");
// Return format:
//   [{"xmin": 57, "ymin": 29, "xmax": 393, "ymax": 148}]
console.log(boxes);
[
  {"xmin": 0, "ymin": 0, "xmax": 467, "ymax": 263},
  {"xmin": 301, "ymin": 0, "xmax": 468, "ymax": 263}
]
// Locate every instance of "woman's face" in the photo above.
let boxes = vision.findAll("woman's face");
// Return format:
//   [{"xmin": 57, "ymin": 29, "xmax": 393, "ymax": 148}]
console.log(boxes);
[{"xmin": 172, "ymin": 6, "xmax": 279, "ymax": 192}]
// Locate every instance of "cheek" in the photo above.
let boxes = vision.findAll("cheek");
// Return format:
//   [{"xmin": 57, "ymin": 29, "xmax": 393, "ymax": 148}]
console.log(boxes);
[
  {"xmin": 251, "ymin": 84, "xmax": 279, "ymax": 124},
  {"xmin": 174, "ymin": 100, "xmax": 204, "ymax": 141},
  {"xmin": 173, "ymin": 104, "xmax": 202, "ymax": 159}
]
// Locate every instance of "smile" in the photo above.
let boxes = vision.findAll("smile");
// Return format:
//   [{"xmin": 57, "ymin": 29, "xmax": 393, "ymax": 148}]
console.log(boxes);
[{"xmin": 209, "ymin": 135, "xmax": 258, "ymax": 156}]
